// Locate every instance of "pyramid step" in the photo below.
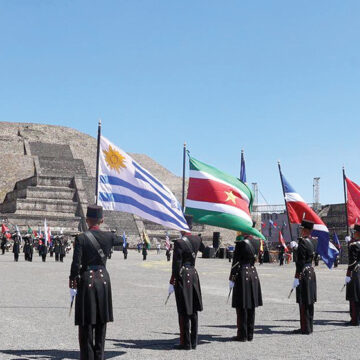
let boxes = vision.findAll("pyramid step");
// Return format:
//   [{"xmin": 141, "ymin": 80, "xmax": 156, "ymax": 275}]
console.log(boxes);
[
  {"xmin": 14, "ymin": 176, "xmax": 37, "ymax": 190},
  {"xmin": 14, "ymin": 209, "xmax": 78, "ymax": 217},
  {"xmin": 27, "ymin": 186, "xmax": 76, "ymax": 200},
  {"xmin": 8, "ymin": 199, "xmax": 78, "ymax": 213},
  {"xmin": 37, "ymin": 176, "xmax": 74, "ymax": 188}
]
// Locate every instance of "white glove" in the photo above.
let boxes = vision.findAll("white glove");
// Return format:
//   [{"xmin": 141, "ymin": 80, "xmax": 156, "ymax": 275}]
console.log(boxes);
[
  {"xmin": 69, "ymin": 288, "xmax": 77, "ymax": 301},
  {"xmin": 168, "ymin": 284, "xmax": 175, "ymax": 295},
  {"xmin": 292, "ymin": 278, "xmax": 300, "ymax": 288},
  {"xmin": 229, "ymin": 280, "xmax": 235, "ymax": 289},
  {"xmin": 345, "ymin": 276, "xmax": 351, "ymax": 284}
]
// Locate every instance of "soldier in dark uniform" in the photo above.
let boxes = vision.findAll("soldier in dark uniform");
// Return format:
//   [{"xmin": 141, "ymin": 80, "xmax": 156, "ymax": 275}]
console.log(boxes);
[
  {"xmin": 12, "ymin": 233, "xmax": 21, "ymax": 262},
  {"xmin": 292, "ymin": 219, "xmax": 317, "ymax": 334},
  {"xmin": 345, "ymin": 224, "xmax": 360, "ymax": 325},
  {"xmin": 123, "ymin": 242, "xmax": 128, "ymax": 260},
  {"xmin": 229, "ymin": 231, "xmax": 262, "ymax": 342},
  {"xmin": 69, "ymin": 205, "xmax": 122, "ymax": 360},
  {"xmin": 278, "ymin": 245, "xmax": 285, "ymax": 266},
  {"xmin": 23, "ymin": 235, "xmax": 33, "ymax": 261},
  {"xmin": 142, "ymin": 243, "xmax": 148, "ymax": 261},
  {"xmin": 166, "ymin": 245, "xmax": 172, "ymax": 262},
  {"xmin": 54, "ymin": 236, "xmax": 61, "ymax": 261},
  {"xmin": 39, "ymin": 240, "xmax": 48, "ymax": 262},
  {"xmin": 1, "ymin": 235, "xmax": 7, "ymax": 255},
  {"xmin": 169, "ymin": 215, "xmax": 205, "ymax": 350},
  {"xmin": 49, "ymin": 236, "xmax": 54, "ymax": 257},
  {"xmin": 59, "ymin": 236, "xmax": 66, "ymax": 262}
]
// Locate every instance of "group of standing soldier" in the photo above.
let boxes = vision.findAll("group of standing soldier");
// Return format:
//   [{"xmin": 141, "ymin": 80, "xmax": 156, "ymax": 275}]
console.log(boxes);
[
  {"xmin": 1, "ymin": 232, "xmax": 68, "ymax": 263},
  {"xmin": 67, "ymin": 205, "xmax": 360, "ymax": 359}
]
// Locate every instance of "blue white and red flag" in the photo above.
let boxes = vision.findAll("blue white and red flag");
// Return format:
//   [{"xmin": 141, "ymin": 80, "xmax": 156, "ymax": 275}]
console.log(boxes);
[
  {"xmin": 333, "ymin": 232, "xmax": 341, "ymax": 250},
  {"xmin": 280, "ymin": 172, "xmax": 338, "ymax": 269}
]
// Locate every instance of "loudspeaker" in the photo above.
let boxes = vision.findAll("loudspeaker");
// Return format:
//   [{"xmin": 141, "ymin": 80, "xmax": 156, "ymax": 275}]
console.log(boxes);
[
  {"xmin": 202, "ymin": 247, "xmax": 216, "ymax": 258},
  {"xmin": 213, "ymin": 232, "xmax": 220, "ymax": 249}
]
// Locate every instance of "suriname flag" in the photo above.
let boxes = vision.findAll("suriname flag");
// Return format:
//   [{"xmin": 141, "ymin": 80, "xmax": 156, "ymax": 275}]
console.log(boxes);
[{"xmin": 185, "ymin": 156, "xmax": 265, "ymax": 240}]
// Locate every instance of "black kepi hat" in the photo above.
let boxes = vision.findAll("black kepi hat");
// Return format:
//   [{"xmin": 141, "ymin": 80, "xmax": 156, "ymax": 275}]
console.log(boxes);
[
  {"xmin": 354, "ymin": 224, "xmax": 360, "ymax": 233},
  {"xmin": 300, "ymin": 219, "xmax": 314, "ymax": 230},
  {"xmin": 86, "ymin": 205, "xmax": 103, "ymax": 220}
]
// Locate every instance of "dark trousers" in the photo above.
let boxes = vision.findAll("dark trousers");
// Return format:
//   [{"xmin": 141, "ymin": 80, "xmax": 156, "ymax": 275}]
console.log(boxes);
[
  {"xmin": 178, "ymin": 312, "xmax": 198, "ymax": 348},
  {"xmin": 236, "ymin": 308, "xmax": 255, "ymax": 340},
  {"xmin": 60, "ymin": 254, "xmax": 64, "ymax": 262},
  {"xmin": 79, "ymin": 323, "xmax": 107, "ymax": 360},
  {"xmin": 42, "ymin": 254, "xmax": 46, "ymax": 262},
  {"xmin": 55, "ymin": 253, "xmax": 59, "ymax": 261},
  {"xmin": 143, "ymin": 254, "xmax": 147, "ymax": 261},
  {"xmin": 14, "ymin": 253, "xmax": 19, "ymax": 262},
  {"xmin": 279, "ymin": 257, "xmax": 284, "ymax": 266},
  {"xmin": 299, "ymin": 304, "xmax": 314, "ymax": 334},
  {"xmin": 350, "ymin": 301, "xmax": 360, "ymax": 325}
]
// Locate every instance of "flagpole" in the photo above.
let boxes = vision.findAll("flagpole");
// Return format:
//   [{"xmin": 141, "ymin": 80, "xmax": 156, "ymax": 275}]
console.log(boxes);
[
  {"xmin": 95, "ymin": 118, "xmax": 102, "ymax": 205},
  {"xmin": 278, "ymin": 161, "xmax": 294, "ymax": 242},
  {"xmin": 343, "ymin": 167, "xmax": 349, "ymax": 235},
  {"xmin": 181, "ymin": 142, "xmax": 186, "ymax": 212},
  {"xmin": 240, "ymin": 149, "xmax": 244, "ymax": 179}
]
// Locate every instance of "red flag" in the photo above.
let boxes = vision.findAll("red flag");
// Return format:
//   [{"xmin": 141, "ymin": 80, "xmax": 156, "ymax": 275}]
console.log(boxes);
[
  {"xmin": 278, "ymin": 231, "xmax": 288, "ymax": 252},
  {"xmin": 346, "ymin": 177, "xmax": 360, "ymax": 227},
  {"xmin": 1, "ymin": 224, "xmax": 11, "ymax": 239}
]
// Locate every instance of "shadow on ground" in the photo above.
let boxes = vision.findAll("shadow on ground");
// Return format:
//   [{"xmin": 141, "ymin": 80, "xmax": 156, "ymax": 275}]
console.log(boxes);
[
  {"xmin": 205, "ymin": 324, "xmax": 296, "ymax": 335},
  {"xmin": 0, "ymin": 349, "xmax": 126, "ymax": 359},
  {"xmin": 107, "ymin": 333, "xmax": 230, "ymax": 351}
]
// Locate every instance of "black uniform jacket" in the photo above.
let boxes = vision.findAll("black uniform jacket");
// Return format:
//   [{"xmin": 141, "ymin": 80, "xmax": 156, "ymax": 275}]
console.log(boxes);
[
  {"xmin": 171, "ymin": 235, "xmax": 205, "ymax": 316},
  {"xmin": 346, "ymin": 239, "xmax": 360, "ymax": 302},
  {"xmin": 12, "ymin": 237, "xmax": 20, "ymax": 254},
  {"xmin": 295, "ymin": 237, "xmax": 316, "ymax": 305},
  {"xmin": 230, "ymin": 238, "xmax": 263, "ymax": 309},
  {"xmin": 70, "ymin": 229, "xmax": 122, "ymax": 326},
  {"xmin": 23, "ymin": 239, "xmax": 33, "ymax": 254}
]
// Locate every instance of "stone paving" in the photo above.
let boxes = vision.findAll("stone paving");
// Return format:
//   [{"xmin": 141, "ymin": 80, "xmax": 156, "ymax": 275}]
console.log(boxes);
[{"xmin": 0, "ymin": 249, "xmax": 357, "ymax": 360}]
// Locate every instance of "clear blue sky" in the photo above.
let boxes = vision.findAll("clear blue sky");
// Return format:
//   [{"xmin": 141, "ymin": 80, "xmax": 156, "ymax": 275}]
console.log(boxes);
[{"xmin": 1, "ymin": 1, "xmax": 359, "ymax": 205}]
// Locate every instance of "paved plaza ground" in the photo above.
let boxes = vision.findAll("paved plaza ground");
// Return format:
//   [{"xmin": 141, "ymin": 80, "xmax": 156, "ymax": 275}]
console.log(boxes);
[{"xmin": 0, "ymin": 249, "xmax": 357, "ymax": 360}]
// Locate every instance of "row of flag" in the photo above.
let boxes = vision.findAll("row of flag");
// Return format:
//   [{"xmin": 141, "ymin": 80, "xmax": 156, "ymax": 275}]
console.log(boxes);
[
  {"xmin": 1, "ymin": 220, "xmax": 62, "ymax": 246},
  {"xmin": 96, "ymin": 130, "xmax": 358, "ymax": 270}
]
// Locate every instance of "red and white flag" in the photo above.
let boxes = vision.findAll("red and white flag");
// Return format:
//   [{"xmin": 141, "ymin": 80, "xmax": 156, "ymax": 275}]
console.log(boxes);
[
  {"xmin": 345, "ymin": 177, "xmax": 360, "ymax": 227},
  {"xmin": 278, "ymin": 231, "xmax": 288, "ymax": 252}
]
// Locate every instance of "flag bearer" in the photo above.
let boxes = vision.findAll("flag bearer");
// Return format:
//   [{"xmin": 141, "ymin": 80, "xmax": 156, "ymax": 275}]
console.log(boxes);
[
  {"xmin": 12, "ymin": 233, "xmax": 21, "ymax": 262},
  {"xmin": 168, "ymin": 215, "xmax": 205, "ymax": 350},
  {"xmin": 229, "ymin": 231, "xmax": 263, "ymax": 342},
  {"xmin": 345, "ymin": 224, "xmax": 360, "ymax": 325},
  {"xmin": 292, "ymin": 219, "xmax": 317, "ymax": 334},
  {"xmin": 69, "ymin": 205, "xmax": 122, "ymax": 360}
]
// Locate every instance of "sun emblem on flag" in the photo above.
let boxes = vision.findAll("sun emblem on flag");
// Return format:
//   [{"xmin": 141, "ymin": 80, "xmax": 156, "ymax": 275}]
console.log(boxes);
[{"xmin": 103, "ymin": 145, "xmax": 126, "ymax": 173}]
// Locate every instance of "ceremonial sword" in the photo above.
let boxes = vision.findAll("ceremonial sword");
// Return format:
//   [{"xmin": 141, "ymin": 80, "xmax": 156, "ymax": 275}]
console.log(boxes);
[
  {"xmin": 227, "ymin": 288, "xmax": 232, "ymax": 304},
  {"xmin": 165, "ymin": 293, "xmax": 172, "ymax": 306},
  {"xmin": 288, "ymin": 288, "xmax": 294, "ymax": 299},
  {"xmin": 69, "ymin": 295, "xmax": 75, "ymax": 317}
]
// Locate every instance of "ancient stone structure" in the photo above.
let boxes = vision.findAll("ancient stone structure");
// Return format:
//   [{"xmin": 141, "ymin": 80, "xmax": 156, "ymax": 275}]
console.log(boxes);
[{"xmin": 0, "ymin": 122, "xmax": 237, "ymax": 246}]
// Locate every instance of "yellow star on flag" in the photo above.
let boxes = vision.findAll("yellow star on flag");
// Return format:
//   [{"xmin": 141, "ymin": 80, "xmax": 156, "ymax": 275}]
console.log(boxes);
[
  {"xmin": 103, "ymin": 145, "xmax": 126, "ymax": 173},
  {"xmin": 224, "ymin": 190, "xmax": 237, "ymax": 205}
]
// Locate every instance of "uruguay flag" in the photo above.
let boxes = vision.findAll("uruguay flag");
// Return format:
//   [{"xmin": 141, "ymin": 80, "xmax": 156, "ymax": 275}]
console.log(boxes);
[
  {"xmin": 280, "ymin": 172, "xmax": 338, "ymax": 269},
  {"xmin": 98, "ymin": 136, "xmax": 189, "ymax": 232}
]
